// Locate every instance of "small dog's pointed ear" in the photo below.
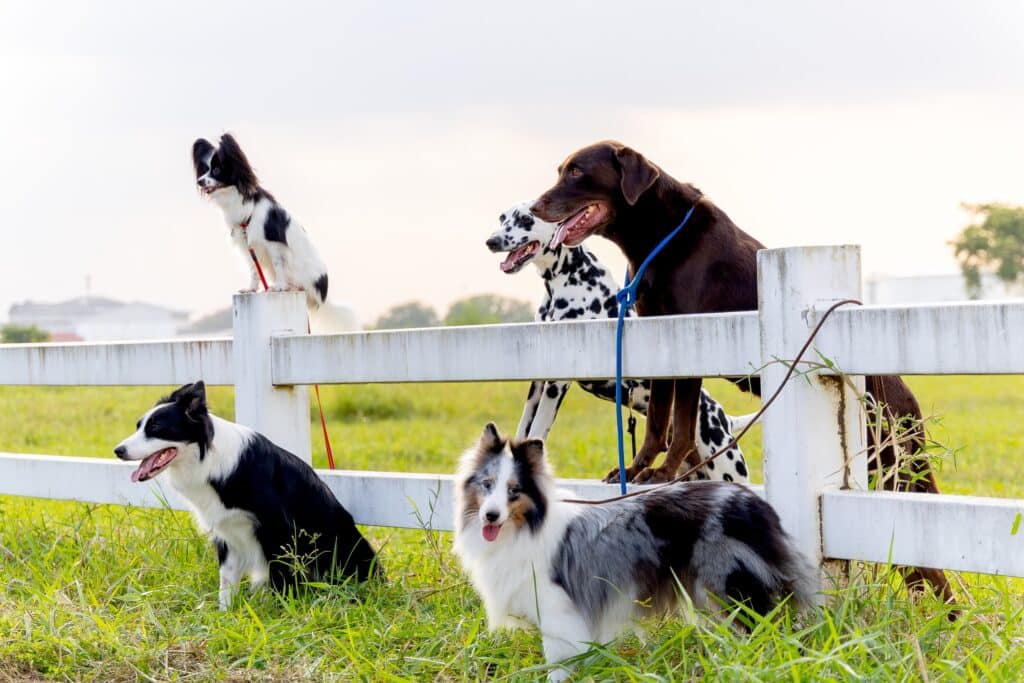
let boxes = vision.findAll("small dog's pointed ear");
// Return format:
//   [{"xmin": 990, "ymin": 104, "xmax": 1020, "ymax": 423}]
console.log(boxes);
[
  {"xmin": 480, "ymin": 422, "xmax": 503, "ymax": 451},
  {"xmin": 512, "ymin": 438, "xmax": 546, "ymax": 471},
  {"xmin": 192, "ymin": 138, "xmax": 213, "ymax": 168},
  {"xmin": 615, "ymin": 145, "xmax": 660, "ymax": 205}
]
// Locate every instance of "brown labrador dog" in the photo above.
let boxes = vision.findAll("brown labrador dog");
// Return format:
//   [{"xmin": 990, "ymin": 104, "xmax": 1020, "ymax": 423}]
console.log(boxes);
[{"xmin": 531, "ymin": 140, "xmax": 954, "ymax": 606}]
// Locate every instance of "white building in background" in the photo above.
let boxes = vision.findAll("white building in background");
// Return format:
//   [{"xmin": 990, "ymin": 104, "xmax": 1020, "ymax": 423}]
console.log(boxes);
[
  {"xmin": 7, "ymin": 297, "xmax": 189, "ymax": 341},
  {"xmin": 864, "ymin": 272, "xmax": 1024, "ymax": 305}
]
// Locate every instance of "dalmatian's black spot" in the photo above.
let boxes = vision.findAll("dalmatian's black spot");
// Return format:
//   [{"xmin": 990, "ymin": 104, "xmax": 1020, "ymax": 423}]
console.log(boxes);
[
  {"xmin": 499, "ymin": 213, "xmax": 506, "ymax": 222},
  {"xmin": 513, "ymin": 212, "xmax": 535, "ymax": 230},
  {"xmin": 735, "ymin": 460, "xmax": 747, "ymax": 478},
  {"xmin": 554, "ymin": 298, "xmax": 568, "ymax": 309},
  {"xmin": 727, "ymin": 450, "xmax": 734, "ymax": 460},
  {"xmin": 723, "ymin": 473, "xmax": 734, "ymax": 482},
  {"xmin": 589, "ymin": 298, "xmax": 601, "ymax": 314},
  {"xmin": 545, "ymin": 384, "xmax": 561, "ymax": 399},
  {"xmin": 706, "ymin": 459, "xmax": 715, "ymax": 470}
]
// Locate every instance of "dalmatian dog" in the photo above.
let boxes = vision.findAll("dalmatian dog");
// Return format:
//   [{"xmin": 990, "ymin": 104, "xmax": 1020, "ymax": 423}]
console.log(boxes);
[{"xmin": 485, "ymin": 202, "xmax": 755, "ymax": 483}]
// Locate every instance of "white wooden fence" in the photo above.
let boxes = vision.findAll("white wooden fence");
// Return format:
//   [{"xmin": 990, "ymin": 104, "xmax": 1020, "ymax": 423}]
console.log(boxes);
[{"xmin": 1, "ymin": 245, "xmax": 1022, "ymax": 577}]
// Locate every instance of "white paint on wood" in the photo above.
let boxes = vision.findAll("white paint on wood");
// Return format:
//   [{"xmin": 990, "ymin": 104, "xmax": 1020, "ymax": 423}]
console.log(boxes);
[
  {"xmin": 822, "ymin": 490, "xmax": 1024, "ymax": 577},
  {"xmin": 270, "ymin": 312, "xmax": 760, "ymax": 385},
  {"xmin": 232, "ymin": 293, "xmax": 311, "ymax": 463},
  {"xmin": 0, "ymin": 453, "xmax": 771, "ymax": 531},
  {"xmin": 0, "ymin": 338, "xmax": 232, "ymax": 386},
  {"xmin": 758, "ymin": 245, "xmax": 868, "ymax": 564},
  {"xmin": 808, "ymin": 301, "xmax": 1024, "ymax": 375}
]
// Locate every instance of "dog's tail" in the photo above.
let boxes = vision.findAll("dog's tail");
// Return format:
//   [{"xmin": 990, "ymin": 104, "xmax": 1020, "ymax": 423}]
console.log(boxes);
[
  {"xmin": 776, "ymin": 539, "xmax": 822, "ymax": 612},
  {"xmin": 728, "ymin": 411, "xmax": 759, "ymax": 434},
  {"xmin": 308, "ymin": 301, "xmax": 360, "ymax": 333}
]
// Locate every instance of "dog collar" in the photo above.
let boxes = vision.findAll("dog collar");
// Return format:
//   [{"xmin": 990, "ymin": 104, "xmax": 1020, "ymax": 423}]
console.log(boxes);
[{"xmin": 239, "ymin": 214, "xmax": 253, "ymax": 230}]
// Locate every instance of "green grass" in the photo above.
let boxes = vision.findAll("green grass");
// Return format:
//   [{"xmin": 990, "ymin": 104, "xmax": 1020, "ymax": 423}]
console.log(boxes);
[{"xmin": 1, "ymin": 377, "xmax": 1023, "ymax": 681}]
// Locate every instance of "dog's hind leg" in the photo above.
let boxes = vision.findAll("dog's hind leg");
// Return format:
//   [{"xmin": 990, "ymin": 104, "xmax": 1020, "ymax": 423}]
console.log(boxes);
[{"xmin": 265, "ymin": 243, "xmax": 295, "ymax": 292}]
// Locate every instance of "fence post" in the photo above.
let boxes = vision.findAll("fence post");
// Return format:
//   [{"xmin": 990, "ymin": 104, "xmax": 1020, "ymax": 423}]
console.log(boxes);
[
  {"xmin": 757, "ymin": 245, "xmax": 867, "ymax": 566},
  {"xmin": 232, "ymin": 292, "xmax": 311, "ymax": 463}
]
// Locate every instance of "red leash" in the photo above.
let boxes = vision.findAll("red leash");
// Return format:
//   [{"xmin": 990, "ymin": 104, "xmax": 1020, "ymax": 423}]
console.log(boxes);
[{"xmin": 242, "ymin": 218, "xmax": 337, "ymax": 469}]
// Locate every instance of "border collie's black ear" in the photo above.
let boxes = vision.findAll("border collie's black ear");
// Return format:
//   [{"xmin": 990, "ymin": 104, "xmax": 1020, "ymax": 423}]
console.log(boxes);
[
  {"xmin": 480, "ymin": 422, "xmax": 503, "ymax": 451},
  {"xmin": 511, "ymin": 438, "xmax": 545, "ymax": 472},
  {"xmin": 615, "ymin": 145, "xmax": 660, "ymax": 205},
  {"xmin": 192, "ymin": 138, "xmax": 213, "ymax": 170},
  {"xmin": 171, "ymin": 381, "xmax": 208, "ymax": 422}
]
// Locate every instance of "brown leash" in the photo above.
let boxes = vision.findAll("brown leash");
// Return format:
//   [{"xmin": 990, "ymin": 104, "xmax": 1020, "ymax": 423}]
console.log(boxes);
[{"xmin": 561, "ymin": 298, "xmax": 861, "ymax": 505}]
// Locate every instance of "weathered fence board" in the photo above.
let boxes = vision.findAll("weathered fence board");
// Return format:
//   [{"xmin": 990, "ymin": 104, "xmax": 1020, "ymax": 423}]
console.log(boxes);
[
  {"xmin": 0, "ymin": 338, "xmax": 233, "ymax": 386},
  {"xmin": 822, "ymin": 490, "xmax": 1024, "ymax": 577},
  {"xmin": 270, "ymin": 312, "xmax": 761, "ymax": 385}
]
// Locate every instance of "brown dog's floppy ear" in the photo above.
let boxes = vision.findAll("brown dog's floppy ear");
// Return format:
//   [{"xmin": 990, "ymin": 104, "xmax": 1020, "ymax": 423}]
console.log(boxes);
[{"xmin": 615, "ymin": 146, "xmax": 660, "ymax": 205}]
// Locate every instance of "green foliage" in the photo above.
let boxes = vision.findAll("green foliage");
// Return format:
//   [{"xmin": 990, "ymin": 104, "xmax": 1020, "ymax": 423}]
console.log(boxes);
[
  {"xmin": 952, "ymin": 203, "xmax": 1024, "ymax": 298},
  {"xmin": 0, "ymin": 324, "xmax": 50, "ymax": 343},
  {"xmin": 1, "ymin": 377, "xmax": 1024, "ymax": 679},
  {"xmin": 372, "ymin": 301, "xmax": 440, "ymax": 330},
  {"xmin": 443, "ymin": 293, "xmax": 533, "ymax": 326}
]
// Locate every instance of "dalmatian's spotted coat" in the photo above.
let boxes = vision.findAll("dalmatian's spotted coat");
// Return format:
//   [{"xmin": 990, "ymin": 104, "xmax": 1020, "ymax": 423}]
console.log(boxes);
[{"xmin": 486, "ymin": 202, "xmax": 754, "ymax": 483}]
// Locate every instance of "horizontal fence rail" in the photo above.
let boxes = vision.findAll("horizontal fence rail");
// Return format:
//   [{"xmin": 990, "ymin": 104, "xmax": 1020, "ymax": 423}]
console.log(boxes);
[
  {"xmin": 0, "ymin": 338, "xmax": 233, "ymax": 386},
  {"xmin": 811, "ymin": 301, "xmax": 1024, "ymax": 375},
  {"xmin": 271, "ymin": 313, "xmax": 760, "ymax": 384},
  {"xmin": 0, "ymin": 453, "xmax": 765, "ymax": 531},
  {"xmin": 822, "ymin": 490, "xmax": 1024, "ymax": 577}
]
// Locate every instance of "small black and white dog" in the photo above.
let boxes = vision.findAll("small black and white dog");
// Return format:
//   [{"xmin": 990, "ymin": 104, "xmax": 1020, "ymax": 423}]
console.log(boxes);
[
  {"xmin": 114, "ymin": 381, "xmax": 379, "ymax": 608},
  {"xmin": 192, "ymin": 133, "xmax": 358, "ymax": 331},
  {"xmin": 454, "ymin": 423, "xmax": 818, "ymax": 682},
  {"xmin": 487, "ymin": 201, "xmax": 754, "ymax": 484}
]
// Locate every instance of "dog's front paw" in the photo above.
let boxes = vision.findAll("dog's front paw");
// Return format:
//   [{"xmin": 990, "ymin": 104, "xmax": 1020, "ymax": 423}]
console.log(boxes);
[
  {"xmin": 238, "ymin": 287, "xmax": 257, "ymax": 294},
  {"xmin": 268, "ymin": 285, "xmax": 287, "ymax": 292},
  {"xmin": 633, "ymin": 466, "xmax": 674, "ymax": 484},
  {"xmin": 603, "ymin": 465, "xmax": 638, "ymax": 484}
]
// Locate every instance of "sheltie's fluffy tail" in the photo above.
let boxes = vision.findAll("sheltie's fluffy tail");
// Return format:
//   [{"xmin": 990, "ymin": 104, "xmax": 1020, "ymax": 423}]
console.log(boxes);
[{"xmin": 309, "ymin": 301, "xmax": 360, "ymax": 333}]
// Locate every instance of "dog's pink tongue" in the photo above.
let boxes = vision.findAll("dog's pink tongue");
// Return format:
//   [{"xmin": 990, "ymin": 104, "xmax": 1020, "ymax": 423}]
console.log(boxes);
[
  {"xmin": 131, "ymin": 459, "xmax": 150, "ymax": 483},
  {"xmin": 549, "ymin": 222, "xmax": 570, "ymax": 249},
  {"xmin": 500, "ymin": 254, "xmax": 519, "ymax": 273},
  {"xmin": 482, "ymin": 524, "xmax": 501, "ymax": 542}
]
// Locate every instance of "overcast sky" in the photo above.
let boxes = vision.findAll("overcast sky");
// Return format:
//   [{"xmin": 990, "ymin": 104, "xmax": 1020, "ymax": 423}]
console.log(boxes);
[{"xmin": 2, "ymin": 1, "xmax": 1022, "ymax": 323}]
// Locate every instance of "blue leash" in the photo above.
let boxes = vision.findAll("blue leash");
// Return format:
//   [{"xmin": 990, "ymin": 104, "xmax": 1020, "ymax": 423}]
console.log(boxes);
[{"xmin": 612, "ymin": 202, "xmax": 699, "ymax": 493}]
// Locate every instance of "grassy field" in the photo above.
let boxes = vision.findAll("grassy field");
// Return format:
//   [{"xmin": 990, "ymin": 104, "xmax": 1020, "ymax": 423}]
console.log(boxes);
[{"xmin": 1, "ymin": 376, "xmax": 1023, "ymax": 681}]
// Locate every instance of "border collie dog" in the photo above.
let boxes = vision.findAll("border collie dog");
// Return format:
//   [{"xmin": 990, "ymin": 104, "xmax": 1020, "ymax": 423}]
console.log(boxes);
[
  {"xmin": 114, "ymin": 381, "xmax": 379, "ymax": 609},
  {"xmin": 453, "ymin": 423, "xmax": 818, "ymax": 681},
  {"xmin": 192, "ymin": 133, "xmax": 357, "ymax": 331},
  {"xmin": 487, "ymin": 201, "xmax": 754, "ymax": 484}
]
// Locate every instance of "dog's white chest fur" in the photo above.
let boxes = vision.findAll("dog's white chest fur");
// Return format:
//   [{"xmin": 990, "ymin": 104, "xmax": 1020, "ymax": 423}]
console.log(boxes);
[{"xmin": 164, "ymin": 419, "xmax": 269, "ymax": 598}]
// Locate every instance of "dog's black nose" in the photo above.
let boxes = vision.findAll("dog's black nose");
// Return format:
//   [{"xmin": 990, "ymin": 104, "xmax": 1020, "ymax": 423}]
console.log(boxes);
[
  {"xmin": 114, "ymin": 445, "xmax": 127, "ymax": 459},
  {"xmin": 484, "ymin": 511, "xmax": 499, "ymax": 523},
  {"xmin": 485, "ymin": 235, "xmax": 503, "ymax": 252}
]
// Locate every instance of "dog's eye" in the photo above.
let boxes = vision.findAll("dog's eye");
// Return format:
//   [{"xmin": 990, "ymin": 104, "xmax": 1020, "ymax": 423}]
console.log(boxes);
[
  {"xmin": 568, "ymin": 166, "xmax": 583, "ymax": 178},
  {"xmin": 481, "ymin": 479, "xmax": 494, "ymax": 492},
  {"xmin": 508, "ymin": 486, "xmax": 521, "ymax": 498},
  {"xmin": 210, "ymin": 167, "xmax": 219, "ymax": 177}
]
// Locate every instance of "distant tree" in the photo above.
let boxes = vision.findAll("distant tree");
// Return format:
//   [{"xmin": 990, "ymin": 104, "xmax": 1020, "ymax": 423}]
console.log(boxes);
[
  {"xmin": 443, "ymin": 294, "xmax": 534, "ymax": 326},
  {"xmin": 952, "ymin": 203, "xmax": 1024, "ymax": 299},
  {"xmin": 1, "ymin": 324, "xmax": 50, "ymax": 343},
  {"xmin": 373, "ymin": 301, "xmax": 440, "ymax": 330}
]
